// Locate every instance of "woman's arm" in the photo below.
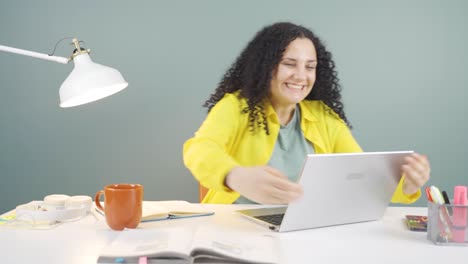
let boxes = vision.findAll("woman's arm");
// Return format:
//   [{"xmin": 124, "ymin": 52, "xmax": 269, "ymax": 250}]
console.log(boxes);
[{"xmin": 183, "ymin": 94, "xmax": 240, "ymax": 192}]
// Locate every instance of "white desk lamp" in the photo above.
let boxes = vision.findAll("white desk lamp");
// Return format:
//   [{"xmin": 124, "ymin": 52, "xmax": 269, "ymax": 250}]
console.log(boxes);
[{"xmin": 0, "ymin": 38, "xmax": 128, "ymax": 107}]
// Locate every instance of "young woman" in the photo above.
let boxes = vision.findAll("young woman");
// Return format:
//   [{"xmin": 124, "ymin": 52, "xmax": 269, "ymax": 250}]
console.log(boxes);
[{"xmin": 183, "ymin": 22, "xmax": 430, "ymax": 204}]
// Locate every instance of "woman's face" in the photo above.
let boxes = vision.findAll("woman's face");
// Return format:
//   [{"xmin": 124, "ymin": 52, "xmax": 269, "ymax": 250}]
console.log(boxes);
[{"xmin": 270, "ymin": 37, "xmax": 317, "ymax": 109}]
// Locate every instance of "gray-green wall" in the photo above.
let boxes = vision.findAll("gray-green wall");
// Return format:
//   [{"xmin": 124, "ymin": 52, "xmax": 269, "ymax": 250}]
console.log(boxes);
[{"xmin": 1, "ymin": 0, "xmax": 467, "ymax": 212}]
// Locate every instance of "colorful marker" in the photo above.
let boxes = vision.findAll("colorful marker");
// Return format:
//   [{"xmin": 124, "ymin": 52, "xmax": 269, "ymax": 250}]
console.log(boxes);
[{"xmin": 452, "ymin": 186, "xmax": 467, "ymax": 243}]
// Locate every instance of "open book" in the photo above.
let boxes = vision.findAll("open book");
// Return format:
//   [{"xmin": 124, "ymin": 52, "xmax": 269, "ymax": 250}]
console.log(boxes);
[
  {"xmin": 95, "ymin": 201, "xmax": 214, "ymax": 222},
  {"xmin": 97, "ymin": 226, "xmax": 278, "ymax": 264}
]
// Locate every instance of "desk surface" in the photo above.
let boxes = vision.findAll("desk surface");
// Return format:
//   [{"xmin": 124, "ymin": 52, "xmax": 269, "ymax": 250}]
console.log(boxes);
[{"xmin": 1, "ymin": 204, "xmax": 467, "ymax": 264}]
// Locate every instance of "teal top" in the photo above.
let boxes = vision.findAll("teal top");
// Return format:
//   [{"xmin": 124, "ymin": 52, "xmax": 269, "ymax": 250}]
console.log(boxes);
[{"xmin": 234, "ymin": 106, "xmax": 315, "ymax": 204}]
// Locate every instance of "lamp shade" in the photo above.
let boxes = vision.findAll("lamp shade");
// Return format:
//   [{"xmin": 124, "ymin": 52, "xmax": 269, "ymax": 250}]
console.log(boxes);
[{"xmin": 59, "ymin": 53, "xmax": 128, "ymax": 108}]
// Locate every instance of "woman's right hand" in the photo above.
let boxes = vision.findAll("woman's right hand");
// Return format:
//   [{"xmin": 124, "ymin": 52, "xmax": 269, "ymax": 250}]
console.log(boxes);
[{"xmin": 225, "ymin": 166, "xmax": 303, "ymax": 204}]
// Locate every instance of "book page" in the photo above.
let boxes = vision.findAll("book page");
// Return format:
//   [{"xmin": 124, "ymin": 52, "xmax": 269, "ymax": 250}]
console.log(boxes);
[
  {"xmin": 94, "ymin": 202, "xmax": 170, "ymax": 222},
  {"xmin": 96, "ymin": 201, "xmax": 213, "ymax": 222},
  {"xmin": 141, "ymin": 202, "xmax": 170, "ymax": 221},
  {"xmin": 145, "ymin": 201, "xmax": 214, "ymax": 218},
  {"xmin": 190, "ymin": 227, "xmax": 279, "ymax": 264},
  {"xmin": 97, "ymin": 227, "xmax": 194, "ymax": 263}
]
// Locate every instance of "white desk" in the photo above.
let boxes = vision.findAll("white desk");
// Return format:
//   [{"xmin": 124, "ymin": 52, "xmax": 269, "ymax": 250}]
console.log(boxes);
[{"xmin": 0, "ymin": 204, "xmax": 466, "ymax": 264}]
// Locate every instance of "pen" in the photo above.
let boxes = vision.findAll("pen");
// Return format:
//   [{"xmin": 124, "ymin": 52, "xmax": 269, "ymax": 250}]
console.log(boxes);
[
  {"xmin": 430, "ymin": 186, "xmax": 443, "ymax": 204},
  {"xmin": 425, "ymin": 186, "xmax": 433, "ymax": 202},
  {"xmin": 429, "ymin": 186, "xmax": 452, "ymax": 240},
  {"xmin": 441, "ymin": 190, "xmax": 452, "ymax": 215},
  {"xmin": 452, "ymin": 186, "xmax": 467, "ymax": 243}
]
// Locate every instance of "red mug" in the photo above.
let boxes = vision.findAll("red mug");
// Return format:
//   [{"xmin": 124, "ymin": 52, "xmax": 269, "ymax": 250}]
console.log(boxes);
[{"xmin": 95, "ymin": 184, "xmax": 143, "ymax": 230}]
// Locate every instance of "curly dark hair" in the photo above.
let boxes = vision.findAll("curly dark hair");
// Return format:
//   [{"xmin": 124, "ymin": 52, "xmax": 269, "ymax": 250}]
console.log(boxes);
[{"xmin": 204, "ymin": 22, "xmax": 351, "ymax": 135}]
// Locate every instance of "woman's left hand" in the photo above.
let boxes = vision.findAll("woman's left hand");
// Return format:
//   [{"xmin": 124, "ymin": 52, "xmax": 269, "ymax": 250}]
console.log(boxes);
[{"xmin": 401, "ymin": 153, "xmax": 431, "ymax": 195}]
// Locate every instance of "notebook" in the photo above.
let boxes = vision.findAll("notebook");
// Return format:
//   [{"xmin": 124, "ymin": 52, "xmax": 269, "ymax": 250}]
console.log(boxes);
[
  {"xmin": 95, "ymin": 201, "xmax": 214, "ymax": 222},
  {"xmin": 237, "ymin": 151, "xmax": 413, "ymax": 232}
]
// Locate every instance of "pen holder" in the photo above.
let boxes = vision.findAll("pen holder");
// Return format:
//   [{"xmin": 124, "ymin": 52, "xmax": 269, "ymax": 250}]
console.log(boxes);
[{"xmin": 427, "ymin": 201, "xmax": 468, "ymax": 246}]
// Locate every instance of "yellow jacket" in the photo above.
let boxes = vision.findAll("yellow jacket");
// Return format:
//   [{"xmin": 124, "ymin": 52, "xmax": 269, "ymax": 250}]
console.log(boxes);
[{"xmin": 183, "ymin": 93, "xmax": 420, "ymax": 204}]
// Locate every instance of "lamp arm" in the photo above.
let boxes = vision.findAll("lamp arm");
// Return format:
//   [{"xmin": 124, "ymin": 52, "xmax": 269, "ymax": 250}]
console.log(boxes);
[{"xmin": 0, "ymin": 44, "xmax": 69, "ymax": 64}]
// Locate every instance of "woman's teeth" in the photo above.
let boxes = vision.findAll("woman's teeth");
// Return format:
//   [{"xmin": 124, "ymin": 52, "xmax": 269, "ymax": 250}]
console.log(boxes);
[{"xmin": 286, "ymin": 83, "xmax": 303, "ymax": 90}]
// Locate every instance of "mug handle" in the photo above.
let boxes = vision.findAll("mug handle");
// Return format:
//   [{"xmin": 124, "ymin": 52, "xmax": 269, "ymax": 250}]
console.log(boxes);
[{"xmin": 94, "ymin": 190, "xmax": 105, "ymax": 212}]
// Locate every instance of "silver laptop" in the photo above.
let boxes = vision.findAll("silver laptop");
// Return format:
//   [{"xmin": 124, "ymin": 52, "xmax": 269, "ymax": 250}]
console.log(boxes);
[{"xmin": 237, "ymin": 151, "xmax": 413, "ymax": 232}]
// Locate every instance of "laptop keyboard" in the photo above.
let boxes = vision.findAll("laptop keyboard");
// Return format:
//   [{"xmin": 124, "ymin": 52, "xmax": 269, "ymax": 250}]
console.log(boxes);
[{"xmin": 254, "ymin": 213, "xmax": 285, "ymax": 226}]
